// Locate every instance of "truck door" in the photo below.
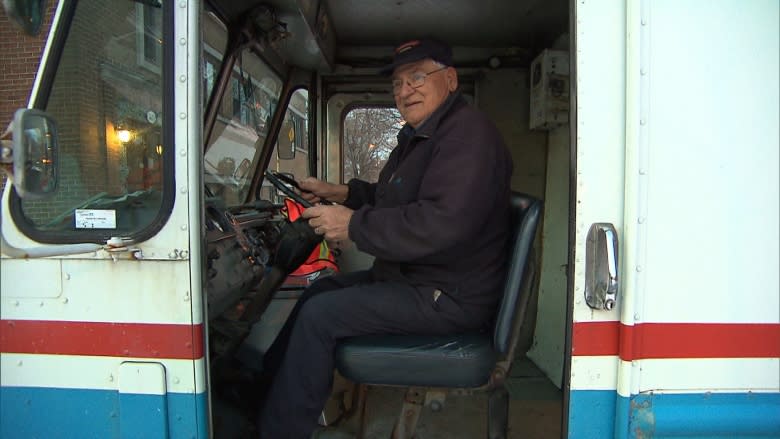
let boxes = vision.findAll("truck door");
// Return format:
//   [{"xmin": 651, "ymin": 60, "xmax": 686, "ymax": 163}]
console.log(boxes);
[
  {"xmin": 568, "ymin": 1, "xmax": 780, "ymax": 438},
  {"xmin": 1, "ymin": 1, "xmax": 209, "ymax": 437},
  {"xmin": 566, "ymin": 1, "xmax": 626, "ymax": 437}
]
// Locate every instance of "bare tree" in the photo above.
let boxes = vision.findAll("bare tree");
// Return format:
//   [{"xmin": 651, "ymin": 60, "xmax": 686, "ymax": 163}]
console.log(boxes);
[{"xmin": 343, "ymin": 107, "xmax": 402, "ymax": 182}]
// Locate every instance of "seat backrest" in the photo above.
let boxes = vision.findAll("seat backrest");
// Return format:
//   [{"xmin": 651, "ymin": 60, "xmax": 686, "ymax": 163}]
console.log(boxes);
[{"xmin": 493, "ymin": 192, "xmax": 543, "ymax": 356}]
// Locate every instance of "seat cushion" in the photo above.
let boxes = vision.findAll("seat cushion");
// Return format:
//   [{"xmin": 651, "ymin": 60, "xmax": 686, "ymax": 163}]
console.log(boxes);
[{"xmin": 335, "ymin": 333, "xmax": 497, "ymax": 388}]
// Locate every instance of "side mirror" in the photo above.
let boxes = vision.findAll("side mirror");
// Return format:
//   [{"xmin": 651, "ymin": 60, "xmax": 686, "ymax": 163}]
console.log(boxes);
[
  {"xmin": 277, "ymin": 119, "xmax": 296, "ymax": 160},
  {"xmin": 10, "ymin": 109, "xmax": 59, "ymax": 198},
  {"xmin": 3, "ymin": 0, "xmax": 48, "ymax": 36}
]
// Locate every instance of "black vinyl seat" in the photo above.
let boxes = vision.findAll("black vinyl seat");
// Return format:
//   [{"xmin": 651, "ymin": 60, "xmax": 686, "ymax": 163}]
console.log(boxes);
[{"xmin": 334, "ymin": 192, "xmax": 543, "ymax": 439}]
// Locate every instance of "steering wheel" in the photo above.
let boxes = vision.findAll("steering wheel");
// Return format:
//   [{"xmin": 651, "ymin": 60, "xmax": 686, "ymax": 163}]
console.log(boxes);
[
  {"xmin": 264, "ymin": 171, "xmax": 313, "ymax": 208},
  {"xmin": 234, "ymin": 172, "xmax": 335, "ymax": 327}
]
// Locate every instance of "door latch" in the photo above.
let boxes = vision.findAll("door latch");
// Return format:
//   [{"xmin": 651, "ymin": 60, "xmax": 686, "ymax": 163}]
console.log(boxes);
[{"xmin": 585, "ymin": 223, "xmax": 619, "ymax": 310}]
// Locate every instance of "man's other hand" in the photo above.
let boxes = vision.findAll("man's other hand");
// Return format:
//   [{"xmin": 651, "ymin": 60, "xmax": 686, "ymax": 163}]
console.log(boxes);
[{"xmin": 302, "ymin": 204, "xmax": 353, "ymax": 244}]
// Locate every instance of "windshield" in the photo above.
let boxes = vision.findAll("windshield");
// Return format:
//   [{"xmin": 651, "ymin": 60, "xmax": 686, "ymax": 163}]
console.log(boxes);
[
  {"xmin": 13, "ymin": 0, "xmax": 170, "ymax": 242},
  {"xmin": 202, "ymin": 12, "xmax": 283, "ymax": 208},
  {"xmin": 257, "ymin": 88, "xmax": 311, "ymax": 204}
]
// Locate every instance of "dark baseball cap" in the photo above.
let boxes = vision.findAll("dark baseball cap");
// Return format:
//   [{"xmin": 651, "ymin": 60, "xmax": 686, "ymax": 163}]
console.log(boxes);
[{"xmin": 379, "ymin": 38, "xmax": 454, "ymax": 75}]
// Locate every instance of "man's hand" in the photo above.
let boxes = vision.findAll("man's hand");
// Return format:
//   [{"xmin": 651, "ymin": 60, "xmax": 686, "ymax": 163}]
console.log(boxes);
[
  {"xmin": 297, "ymin": 177, "xmax": 349, "ymax": 204},
  {"xmin": 302, "ymin": 204, "xmax": 354, "ymax": 245}
]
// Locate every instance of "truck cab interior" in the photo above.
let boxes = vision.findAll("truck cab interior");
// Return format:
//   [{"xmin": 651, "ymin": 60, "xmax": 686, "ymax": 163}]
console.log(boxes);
[{"xmin": 202, "ymin": 1, "xmax": 572, "ymax": 437}]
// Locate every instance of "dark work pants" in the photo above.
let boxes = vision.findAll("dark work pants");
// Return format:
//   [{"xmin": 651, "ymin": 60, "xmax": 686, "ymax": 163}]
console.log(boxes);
[{"xmin": 256, "ymin": 270, "xmax": 494, "ymax": 439}]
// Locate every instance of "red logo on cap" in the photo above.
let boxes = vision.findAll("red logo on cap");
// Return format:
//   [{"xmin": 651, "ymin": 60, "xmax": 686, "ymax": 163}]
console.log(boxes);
[{"xmin": 395, "ymin": 40, "xmax": 420, "ymax": 54}]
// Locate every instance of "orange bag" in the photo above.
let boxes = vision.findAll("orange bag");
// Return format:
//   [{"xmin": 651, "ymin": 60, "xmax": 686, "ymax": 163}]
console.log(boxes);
[{"xmin": 282, "ymin": 198, "xmax": 339, "ymax": 281}]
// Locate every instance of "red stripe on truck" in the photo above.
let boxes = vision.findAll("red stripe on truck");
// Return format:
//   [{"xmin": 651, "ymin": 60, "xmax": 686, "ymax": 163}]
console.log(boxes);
[
  {"xmin": 0, "ymin": 320, "xmax": 204, "ymax": 359},
  {"xmin": 573, "ymin": 321, "xmax": 780, "ymax": 360}
]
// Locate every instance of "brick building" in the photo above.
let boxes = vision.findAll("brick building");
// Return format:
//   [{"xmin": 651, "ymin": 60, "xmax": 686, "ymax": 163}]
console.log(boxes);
[{"xmin": 0, "ymin": 2, "xmax": 57, "ymax": 188}]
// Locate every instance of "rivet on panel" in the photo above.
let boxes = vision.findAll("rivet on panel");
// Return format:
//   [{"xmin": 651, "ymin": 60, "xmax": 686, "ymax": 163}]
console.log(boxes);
[
  {"xmin": 180, "ymin": 187, "xmax": 188, "ymax": 194},
  {"xmin": 181, "ymin": 225, "xmax": 188, "ymax": 231},
  {"xmin": 62, "ymin": 297, "xmax": 69, "ymax": 304},
  {"xmin": 179, "ymin": 1, "xmax": 186, "ymax": 7},
  {"xmin": 13, "ymin": 301, "xmax": 19, "ymax": 307},
  {"xmin": 636, "ymin": 265, "xmax": 643, "ymax": 272},
  {"xmin": 179, "ymin": 38, "xmax": 186, "ymax": 45},
  {"xmin": 638, "ymin": 217, "xmax": 645, "ymax": 224},
  {"xmin": 179, "ymin": 112, "xmax": 187, "ymax": 119},
  {"xmin": 65, "ymin": 273, "xmax": 71, "ymax": 280},
  {"xmin": 179, "ymin": 75, "xmax": 187, "ymax": 83},
  {"xmin": 39, "ymin": 301, "xmax": 44, "ymax": 307},
  {"xmin": 17, "ymin": 360, "xmax": 23, "ymax": 366},
  {"xmin": 179, "ymin": 149, "xmax": 187, "ymax": 156},
  {"xmin": 173, "ymin": 377, "xmax": 180, "ymax": 384}
]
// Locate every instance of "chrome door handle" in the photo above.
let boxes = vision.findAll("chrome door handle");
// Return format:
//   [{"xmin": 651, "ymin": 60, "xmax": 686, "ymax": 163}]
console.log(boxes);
[{"xmin": 585, "ymin": 223, "xmax": 619, "ymax": 310}]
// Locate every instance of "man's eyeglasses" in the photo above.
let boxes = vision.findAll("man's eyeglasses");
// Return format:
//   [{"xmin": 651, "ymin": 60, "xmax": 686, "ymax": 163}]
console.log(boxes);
[{"xmin": 391, "ymin": 66, "xmax": 448, "ymax": 95}]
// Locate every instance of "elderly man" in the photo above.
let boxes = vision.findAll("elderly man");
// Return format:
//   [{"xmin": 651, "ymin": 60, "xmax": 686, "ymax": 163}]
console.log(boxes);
[{"xmin": 258, "ymin": 38, "xmax": 512, "ymax": 438}]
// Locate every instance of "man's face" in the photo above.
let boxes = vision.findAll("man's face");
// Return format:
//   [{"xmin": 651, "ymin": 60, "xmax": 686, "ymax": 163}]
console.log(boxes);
[{"xmin": 392, "ymin": 59, "xmax": 458, "ymax": 128}]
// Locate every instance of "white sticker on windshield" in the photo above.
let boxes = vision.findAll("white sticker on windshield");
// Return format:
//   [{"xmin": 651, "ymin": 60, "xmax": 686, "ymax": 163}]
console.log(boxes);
[{"xmin": 75, "ymin": 209, "xmax": 117, "ymax": 229}]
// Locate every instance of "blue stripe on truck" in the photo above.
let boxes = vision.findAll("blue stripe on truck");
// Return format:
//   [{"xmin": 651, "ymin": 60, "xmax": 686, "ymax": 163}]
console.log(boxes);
[
  {"xmin": 0, "ymin": 386, "xmax": 207, "ymax": 438},
  {"xmin": 569, "ymin": 390, "xmax": 780, "ymax": 438}
]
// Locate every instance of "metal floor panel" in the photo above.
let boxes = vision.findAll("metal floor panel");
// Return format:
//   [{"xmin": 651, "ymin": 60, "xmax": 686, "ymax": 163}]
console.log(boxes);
[{"xmin": 319, "ymin": 385, "xmax": 561, "ymax": 439}]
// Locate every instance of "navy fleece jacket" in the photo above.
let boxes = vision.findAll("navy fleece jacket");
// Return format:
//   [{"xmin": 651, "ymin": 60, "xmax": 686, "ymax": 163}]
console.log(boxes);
[{"xmin": 344, "ymin": 92, "xmax": 513, "ymax": 307}]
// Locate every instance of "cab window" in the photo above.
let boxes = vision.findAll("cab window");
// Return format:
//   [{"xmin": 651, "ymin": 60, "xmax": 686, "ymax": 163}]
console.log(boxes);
[
  {"xmin": 12, "ymin": 0, "xmax": 171, "ymax": 242},
  {"xmin": 342, "ymin": 106, "xmax": 401, "ymax": 183}
]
